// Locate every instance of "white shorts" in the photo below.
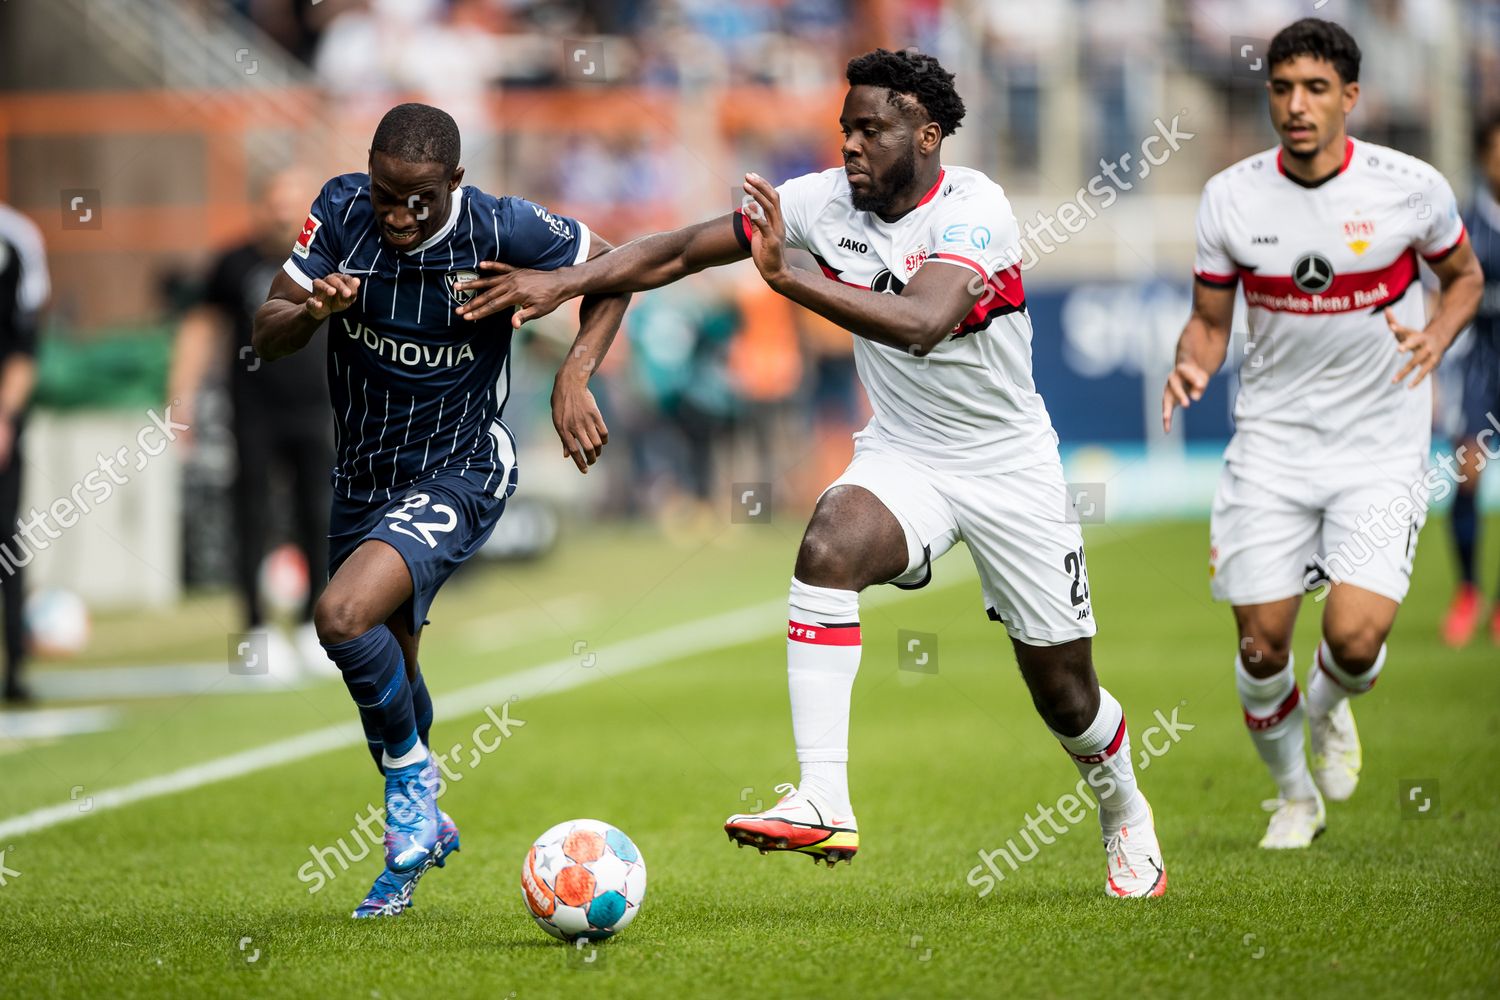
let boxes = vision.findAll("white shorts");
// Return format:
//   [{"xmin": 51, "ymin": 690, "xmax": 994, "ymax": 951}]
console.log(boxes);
[
  {"xmin": 824, "ymin": 435, "xmax": 1096, "ymax": 646},
  {"xmin": 1209, "ymin": 460, "xmax": 1428, "ymax": 606}
]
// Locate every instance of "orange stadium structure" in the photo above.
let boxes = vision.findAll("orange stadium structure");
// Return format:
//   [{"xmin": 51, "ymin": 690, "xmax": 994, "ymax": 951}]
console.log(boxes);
[{"xmin": 0, "ymin": 86, "xmax": 843, "ymax": 331}]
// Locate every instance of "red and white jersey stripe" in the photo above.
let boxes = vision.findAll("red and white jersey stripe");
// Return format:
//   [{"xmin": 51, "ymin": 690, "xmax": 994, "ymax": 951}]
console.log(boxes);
[
  {"xmin": 747, "ymin": 166, "xmax": 1058, "ymax": 474},
  {"xmin": 1193, "ymin": 137, "xmax": 1466, "ymax": 473}
]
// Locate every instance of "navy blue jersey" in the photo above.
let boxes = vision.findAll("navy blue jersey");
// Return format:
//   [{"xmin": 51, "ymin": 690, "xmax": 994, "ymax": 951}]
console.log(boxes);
[
  {"xmin": 1466, "ymin": 189, "xmax": 1500, "ymax": 346},
  {"xmin": 282, "ymin": 173, "xmax": 590, "ymax": 501}
]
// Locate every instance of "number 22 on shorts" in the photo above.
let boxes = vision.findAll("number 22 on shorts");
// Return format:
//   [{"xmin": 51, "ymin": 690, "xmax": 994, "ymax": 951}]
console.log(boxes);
[{"xmin": 384, "ymin": 492, "xmax": 458, "ymax": 548}]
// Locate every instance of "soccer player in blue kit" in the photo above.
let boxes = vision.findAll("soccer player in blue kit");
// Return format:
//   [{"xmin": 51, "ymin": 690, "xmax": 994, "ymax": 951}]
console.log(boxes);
[
  {"xmin": 1441, "ymin": 112, "xmax": 1500, "ymax": 647},
  {"xmin": 253, "ymin": 104, "xmax": 627, "ymax": 917}
]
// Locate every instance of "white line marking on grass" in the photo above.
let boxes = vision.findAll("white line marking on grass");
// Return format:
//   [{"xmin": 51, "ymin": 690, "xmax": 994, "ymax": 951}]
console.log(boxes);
[
  {"xmin": 0, "ymin": 596, "xmax": 782, "ymax": 840},
  {"xmin": 0, "ymin": 706, "xmax": 120, "ymax": 741},
  {"xmin": 31, "ymin": 663, "xmax": 312, "ymax": 700},
  {"xmin": 0, "ymin": 525, "xmax": 1141, "ymax": 841}
]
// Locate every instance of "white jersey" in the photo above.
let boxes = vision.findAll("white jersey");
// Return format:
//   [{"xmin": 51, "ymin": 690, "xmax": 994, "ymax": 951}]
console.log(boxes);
[
  {"xmin": 741, "ymin": 166, "xmax": 1058, "ymax": 473},
  {"xmin": 1194, "ymin": 138, "xmax": 1466, "ymax": 474}
]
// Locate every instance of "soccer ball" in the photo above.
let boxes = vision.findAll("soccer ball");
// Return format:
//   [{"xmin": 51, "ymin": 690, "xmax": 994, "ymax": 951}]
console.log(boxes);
[
  {"xmin": 521, "ymin": 818, "xmax": 646, "ymax": 941},
  {"xmin": 25, "ymin": 588, "xmax": 90, "ymax": 657}
]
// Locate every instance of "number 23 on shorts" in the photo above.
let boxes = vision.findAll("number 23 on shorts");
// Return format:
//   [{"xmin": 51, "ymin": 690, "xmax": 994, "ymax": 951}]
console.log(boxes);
[{"xmin": 1063, "ymin": 546, "xmax": 1090, "ymax": 606}]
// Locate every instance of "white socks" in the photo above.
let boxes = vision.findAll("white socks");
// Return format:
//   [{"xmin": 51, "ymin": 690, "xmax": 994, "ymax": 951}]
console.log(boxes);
[
  {"xmin": 382, "ymin": 741, "xmax": 428, "ymax": 771},
  {"xmin": 1308, "ymin": 639, "xmax": 1384, "ymax": 717},
  {"xmin": 787, "ymin": 577, "xmax": 860, "ymax": 817},
  {"xmin": 1050, "ymin": 687, "xmax": 1146, "ymax": 829},
  {"xmin": 1236, "ymin": 655, "xmax": 1317, "ymax": 801}
]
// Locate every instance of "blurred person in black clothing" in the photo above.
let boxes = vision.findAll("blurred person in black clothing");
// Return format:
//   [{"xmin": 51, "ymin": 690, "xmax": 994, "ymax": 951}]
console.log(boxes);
[
  {"xmin": 0, "ymin": 204, "xmax": 45, "ymax": 705},
  {"xmin": 170, "ymin": 168, "xmax": 335, "ymax": 679}
]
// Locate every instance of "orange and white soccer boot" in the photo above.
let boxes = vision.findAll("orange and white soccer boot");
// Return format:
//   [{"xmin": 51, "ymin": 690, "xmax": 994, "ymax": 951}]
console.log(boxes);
[
  {"xmin": 724, "ymin": 784, "xmax": 858, "ymax": 866},
  {"xmin": 1104, "ymin": 798, "xmax": 1167, "ymax": 897}
]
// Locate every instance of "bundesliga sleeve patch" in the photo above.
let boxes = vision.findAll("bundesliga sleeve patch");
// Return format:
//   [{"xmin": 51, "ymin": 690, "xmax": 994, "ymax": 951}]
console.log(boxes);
[{"xmin": 292, "ymin": 213, "xmax": 322, "ymax": 259}]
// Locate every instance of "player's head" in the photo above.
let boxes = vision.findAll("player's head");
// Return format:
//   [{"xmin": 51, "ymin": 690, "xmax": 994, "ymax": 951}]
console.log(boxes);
[
  {"xmin": 1477, "ymin": 111, "xmax": 1500, "ymax": 196},
  {"xmin": 841, "ymin": 48, "xmax": 965, "ymax": 216},
  {"xmin": 1265, "ymin": 18, "xmax": 1361, "ymax": 162},
  {"xmin": 254, "ymin": 166, "xmax": 316, "ymax": 251},
  {"xmin": 368, "ymin": 103, "xmax": 465, "ymax": 250}
]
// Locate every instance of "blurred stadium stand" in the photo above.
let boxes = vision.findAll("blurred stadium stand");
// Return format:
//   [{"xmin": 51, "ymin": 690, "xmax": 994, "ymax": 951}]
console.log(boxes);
[{"xmin": 0, "ymin": 0, "xmax": 1494, "ymax": 611}]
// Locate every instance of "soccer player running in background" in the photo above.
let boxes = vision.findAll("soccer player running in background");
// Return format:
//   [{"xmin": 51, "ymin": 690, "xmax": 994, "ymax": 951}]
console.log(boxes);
[
  {"xmin": 171, "ymin": 167, "xmax": 337, "ymax": 681},
  {"xmin": 1163, "ymin": 19, "xmax": 1483, "ymax": 848},
  {"xmin": 0, "ymin": 202, "xmax": 47, "ymax": 706},
  {"xmin": 253, "ymin": 104, "xmax": 627, "ymax": 916},
  {"xmin": 458, "ymin": 49, "xmax": 1167, "ymax": 897},
  {"xmin": 1440, "ymin": 112, "xmax": 1500, "ymax": 648}
]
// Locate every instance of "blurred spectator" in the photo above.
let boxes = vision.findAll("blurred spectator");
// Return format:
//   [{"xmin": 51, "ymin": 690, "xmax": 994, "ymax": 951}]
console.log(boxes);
[
  {"xmin": 247, "ymin": 0, "xmax": 339, "ymax": 64},
  {"xmin": 618, "ymin": 282, "xmax": 740, "ymax": 527},
  {"xmin": 982, "ymin": 0, "xmax": 1069, "ymax": 173},
  {"xmin": 1472, "ymin": 0, "xmax": 1500, "ymax": 113},
  {"xmin": 728, "ymin": 271, "xmax": 804, "ymax": 486},
  {"xmin": 796, "ymin": 306, "xmax": 865, "ymax": 501},
  {"xmin": 1080, "ymin": 0, "xmax": 1165, "ymax": 171},
  {"xmin": 312, "ymin": 0, "xmax": 502, "ymax": 132},
  {"xmin": 1348, "ymin": 0, "xmax": 1445, "ymax": 160},
  {"xmin": 168, "ymin": 168, "xmax": 335, "ymax": 678},
  {"xmin": 0, "ymin": 203, "xmax": 46, "ymax": 705}
]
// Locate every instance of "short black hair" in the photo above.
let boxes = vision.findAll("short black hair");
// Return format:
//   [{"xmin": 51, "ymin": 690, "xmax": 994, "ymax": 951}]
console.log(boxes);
[
  {"xmin": 371, "ymin": 103, "xmax": 461, "ymax": 172},
  {"xmin": 846, "ymin": 48, "xmax": 965, "ymax": 137},
  {"xmin": 1267, "ymin": 18, "xmax": 1361, "ymax": 84}
]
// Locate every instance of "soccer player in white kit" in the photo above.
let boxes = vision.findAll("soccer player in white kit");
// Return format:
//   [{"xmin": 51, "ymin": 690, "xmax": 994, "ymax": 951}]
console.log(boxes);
[
  {"xmin": 1163, "ymin": 19, "xmax": 1484, "ymax": 848},
  {"xmin": 458, "ymin": 49, "xmax": 1167, "ymax": 896}
]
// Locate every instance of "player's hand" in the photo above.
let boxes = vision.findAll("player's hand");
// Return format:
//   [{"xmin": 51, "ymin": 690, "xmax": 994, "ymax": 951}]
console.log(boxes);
[
  {"xmin": 304, "ymin": 274, "xmax": 360, "ymax": 321},
  {"xmin": 455, "ymin": 263, "xmax": 568, "ymax": 326},
  {"xmin": 1161, "ymin": 359, "xmax": 1211, "ymax": 432},
  {"xmin": 741, "ymin": 173, "xmax": 790, "ymax": 288},
  {"xmin": 1387, "ymin": 309, "xmax": 1448, "ymax": 389},
  {"xmin": 551, "ymin": 373, "xmax": 608, "ymax": 474}
]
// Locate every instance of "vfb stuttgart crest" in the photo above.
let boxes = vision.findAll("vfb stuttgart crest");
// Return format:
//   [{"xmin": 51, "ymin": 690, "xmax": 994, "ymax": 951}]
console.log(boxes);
[{"xmin": 445, "ymin": 269, "xmax": 480, "ymax": 305}]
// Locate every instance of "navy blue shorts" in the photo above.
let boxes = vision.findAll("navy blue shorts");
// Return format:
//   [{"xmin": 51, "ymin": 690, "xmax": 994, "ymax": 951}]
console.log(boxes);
[
  {"xmin": 1459, "ymin": 333, "xmax": 1500, "ymax": 440},
  {"xmin": 329, "ymin": 473, "xmax": 506, "ymax": 632}
]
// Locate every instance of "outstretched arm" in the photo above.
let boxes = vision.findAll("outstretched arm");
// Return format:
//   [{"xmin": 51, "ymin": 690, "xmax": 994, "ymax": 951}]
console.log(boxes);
[
  {"xmin": 551, "ymin": 235, "xmax": 632, "ymax": 473},
  {"xmin": 1162, "ymin": 279, "xmax": 1236, "ymax": 432},
  {"xmin": 455, "ymin": 215, "xmax": 749, "ymax": 325},
  {"xmin": 738, "ymin": 173, "xmax": 982, "ymax": 356}
]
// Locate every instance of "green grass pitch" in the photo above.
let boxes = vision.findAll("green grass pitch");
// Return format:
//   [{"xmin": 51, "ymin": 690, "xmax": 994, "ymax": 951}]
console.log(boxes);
[{"xmin": 0, "ymin": 516, "xmax": 1496, "ymax": 998}]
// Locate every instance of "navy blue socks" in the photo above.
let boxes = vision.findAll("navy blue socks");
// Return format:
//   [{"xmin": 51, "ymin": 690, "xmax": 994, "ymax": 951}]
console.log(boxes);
[
  {"xmin": 324, "ymin": 625, "xmax": 419, "ymax": 762},
  {"xmin": 1452, "ymin": 488, "xmax": 1478, "ymax": 585}
]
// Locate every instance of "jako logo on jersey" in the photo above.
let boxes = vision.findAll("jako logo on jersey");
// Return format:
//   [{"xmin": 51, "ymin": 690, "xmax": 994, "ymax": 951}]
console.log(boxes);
[
  {"xmin": 292, "ymin": 213, "xmax": 322, "ymax": 259},
  {"xmin": 1291, "ymin": 252, "xmax": 1334, "ymax": 294},
  {"xmin": 1251, "ymin": 234, "xmax": 1278, "ymax": 244},
  {"xmin": 837, "ymin": 236, "xmax": 869, "ymax": 254},
  {"xmin": 531, "ymin": 204, "xmax": 574, "ymax": 241},
  {"xmin": 341, "ymin": 318, "xmax": 476, "ymax": 367},
  {"xmin": 445, "ymin": 269, "xmax": 480, "ymax": 305}
]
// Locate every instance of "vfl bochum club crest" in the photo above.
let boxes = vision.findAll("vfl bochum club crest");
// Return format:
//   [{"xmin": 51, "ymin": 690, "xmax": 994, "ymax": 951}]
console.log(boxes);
[{"xmin": 445, "ymin": 269, "xmax": 480, "ymax": 305}]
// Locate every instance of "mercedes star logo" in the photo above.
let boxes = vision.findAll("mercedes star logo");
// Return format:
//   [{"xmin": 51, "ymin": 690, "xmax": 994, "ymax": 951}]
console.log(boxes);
[
  {"xmin": 1292, "ymin": 252, "xmax": 1334, "ymax": 294},
  {"xmin": 870, "ymin": 268, "xmax": 906, "ymax": 295}
]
